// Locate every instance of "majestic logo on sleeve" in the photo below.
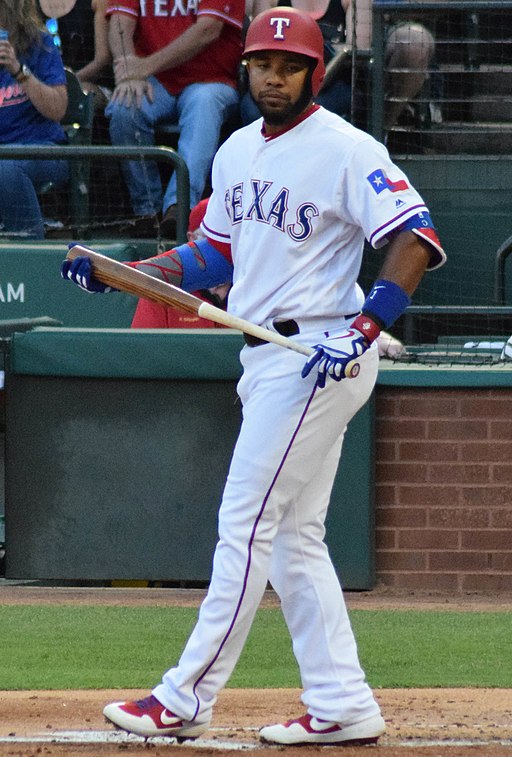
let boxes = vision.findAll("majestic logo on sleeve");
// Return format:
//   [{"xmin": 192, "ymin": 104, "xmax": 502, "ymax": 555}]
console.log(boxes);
[
  {"xmin": 367, "ymin": 169, "xmax": 409, "ymax": 194},
  {"xmin": 270, "ymin": 16, "xmax": 291, "ymax": 38}
]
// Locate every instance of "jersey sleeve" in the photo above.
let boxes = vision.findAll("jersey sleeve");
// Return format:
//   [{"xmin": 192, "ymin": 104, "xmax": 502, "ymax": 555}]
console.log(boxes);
[
  {"xmin": 105, "ymin": 0, "xmax": 138, "ymax": 18},
  {"xmin": 197, "ymin": 0, "xmax": 245, "ymax": 30},
  {"xmin": 199, "ymin": 147, "xmax": 233, "ymax": 257},
  {"xmin": 340, "ymin": 138, "xmax": 446, "ymax": 270}
]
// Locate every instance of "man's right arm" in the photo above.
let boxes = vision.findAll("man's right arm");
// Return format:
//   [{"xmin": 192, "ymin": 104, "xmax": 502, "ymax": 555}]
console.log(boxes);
[
  {"xmin": 108, "ymin": 11, "xmax": 153, "ymax": 106},
  {"xmin": 61, "ymin": 240, "xmax": 233, "ymax": 295},
  {"xmin": 108, "ymin": 11, "xmax": 137, "ymax": 62},
  {"xmin": 343, "ymin": 0, "xmax": 372, "ymax": 50},
  {"xmin": 250, "ymin": 0, "xmax": 277, "ymax": 18}
]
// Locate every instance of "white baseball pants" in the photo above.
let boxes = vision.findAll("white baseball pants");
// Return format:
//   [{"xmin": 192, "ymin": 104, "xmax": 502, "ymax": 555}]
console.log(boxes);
[{"xmin": 153, "ymin": 326, "xmax": 381, "ymax": 726}]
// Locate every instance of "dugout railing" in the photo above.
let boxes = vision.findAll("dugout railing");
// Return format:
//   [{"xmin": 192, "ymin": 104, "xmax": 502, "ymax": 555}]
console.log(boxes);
[
  {"xmin": 0, "ymin": 145, "xmax": 190, "ymax": 245},
  {"xmin": 494, "ymin": 233, "xmax": 512, "ymax": 305}
]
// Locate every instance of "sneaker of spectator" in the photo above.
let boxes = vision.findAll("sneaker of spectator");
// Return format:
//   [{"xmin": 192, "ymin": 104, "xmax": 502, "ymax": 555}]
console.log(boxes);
[{"xmin": 377, "ymin": 330, "xmax": 406, "ymax": 359}]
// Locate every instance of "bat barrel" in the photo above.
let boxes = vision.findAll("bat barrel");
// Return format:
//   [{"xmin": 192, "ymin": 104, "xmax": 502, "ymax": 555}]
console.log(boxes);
[{"xmin": 66, "ymin": 245, "xmax": 204, "ymax": 315}]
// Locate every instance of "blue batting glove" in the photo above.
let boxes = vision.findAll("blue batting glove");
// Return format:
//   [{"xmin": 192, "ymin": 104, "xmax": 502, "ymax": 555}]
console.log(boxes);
[
  {"xmin": 61, "ymin": 256, "xmax": 117, "ymax": 293},
  {"xmin": 301, "ymin": 328, "xmax": 368, "ymax": 388}
]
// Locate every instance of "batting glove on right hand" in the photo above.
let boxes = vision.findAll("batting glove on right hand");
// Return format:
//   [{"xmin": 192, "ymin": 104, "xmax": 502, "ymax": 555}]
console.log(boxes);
[
  {"xmin": 61, "ymin": 256, "xmax": 117, "ymax": 294},
  {"xmin": 301, "ymin": 328, "xmax": 368, "ymax": 388}
]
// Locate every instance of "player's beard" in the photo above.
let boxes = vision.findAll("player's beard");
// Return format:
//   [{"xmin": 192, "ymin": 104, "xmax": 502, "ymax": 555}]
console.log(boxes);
[{"xmin": 254, "ymin": 76, "xmax": 314, "ymax": 127}]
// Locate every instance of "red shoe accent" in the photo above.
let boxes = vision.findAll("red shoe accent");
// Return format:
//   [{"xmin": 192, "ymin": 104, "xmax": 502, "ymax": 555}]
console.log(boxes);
[
  {"xmin": 103, "ymin": 695, "xmax": 210, "ymax": 739},
  {"xmin": 117, "ymin": 695, "xmax": 184, "ymax": 729},
  {"xmin": 259, "ymin": 711, "xmax": 386, "ymax": 745},
  {"xmin": 284, "ymin": 714, "xmax": 344, "ymax": 734}
]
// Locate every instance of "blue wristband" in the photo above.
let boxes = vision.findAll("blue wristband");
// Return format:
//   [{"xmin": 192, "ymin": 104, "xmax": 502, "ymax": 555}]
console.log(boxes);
[
  {"xmin": 177, "ymin": 239, "xmax": 233, "ymax": 292},
  {"xmin": 362, "ymin": 279, "xmax": 411, "ymax": 329}
]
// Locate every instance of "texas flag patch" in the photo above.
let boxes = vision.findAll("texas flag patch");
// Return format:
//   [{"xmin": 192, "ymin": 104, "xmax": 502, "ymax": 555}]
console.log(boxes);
[{"xmin": 367, "ymin": 169, "xmax": 409, "ymax": 194}]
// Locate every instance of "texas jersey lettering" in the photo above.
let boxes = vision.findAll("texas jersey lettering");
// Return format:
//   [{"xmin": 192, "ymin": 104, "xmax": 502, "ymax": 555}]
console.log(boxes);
[
  {"xmin": 137, "ymin": 0, "xmax": 199, "ymax": 16},
  {"xmin": 225, "ymin": 181, "xmax": 318, "ymax": 241}
]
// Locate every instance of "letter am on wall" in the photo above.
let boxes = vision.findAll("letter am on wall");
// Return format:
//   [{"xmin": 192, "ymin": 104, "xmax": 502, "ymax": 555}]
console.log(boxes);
[{"xmin": 0, "ymin": 283, "xmax": 24, "ymax": 303}]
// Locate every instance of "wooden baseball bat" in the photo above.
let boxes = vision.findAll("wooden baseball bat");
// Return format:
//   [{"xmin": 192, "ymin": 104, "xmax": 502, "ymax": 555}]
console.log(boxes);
[
  {"xmin": 67, "ymin": 244, "xmax": 314, "ymax": 356},
  {"xmin": 66, "ymin": 245, "xmax": 361, "ymax": 376}
]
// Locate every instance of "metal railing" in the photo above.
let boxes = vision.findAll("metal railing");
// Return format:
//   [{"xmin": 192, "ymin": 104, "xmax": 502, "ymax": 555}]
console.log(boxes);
[{"xmin": 0, "ymin": 145, "xmax": 190, "ymax": 245}]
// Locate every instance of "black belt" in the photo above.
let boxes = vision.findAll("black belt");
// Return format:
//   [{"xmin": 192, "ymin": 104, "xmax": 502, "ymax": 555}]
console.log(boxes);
[
  {"xmin": 243, "ymin": 314, "xmax": 360, "ymax": 348},
  {"xmin": 244, "ymin": 319, "xmax": 299, "ymax": 348}
]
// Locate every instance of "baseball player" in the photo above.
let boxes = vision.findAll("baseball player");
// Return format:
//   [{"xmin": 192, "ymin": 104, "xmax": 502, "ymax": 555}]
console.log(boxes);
[{"xmin": 62, "ymin": 6, "xmax": 445, "ymax": 746}]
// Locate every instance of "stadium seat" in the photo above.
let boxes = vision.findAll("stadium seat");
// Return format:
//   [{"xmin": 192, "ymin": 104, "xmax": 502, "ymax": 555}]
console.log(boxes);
[{"xmin": 40, "ymin": 68, "xmax": 95, "ymax": 230}]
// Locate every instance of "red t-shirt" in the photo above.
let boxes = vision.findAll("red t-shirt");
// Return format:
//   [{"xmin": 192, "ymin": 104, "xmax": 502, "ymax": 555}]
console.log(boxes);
[
  {"xmin": 131, "ymin": 296, "xmax": 224, "ymax": 328},
  {"xmin": 106, "ymin": 0, "xmax": 245, "ymax": 94}
]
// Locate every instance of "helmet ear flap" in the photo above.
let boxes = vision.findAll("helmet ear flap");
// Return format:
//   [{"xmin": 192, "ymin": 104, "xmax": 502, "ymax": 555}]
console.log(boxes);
[{"xmin": 243, "ymin": 7, "xmax": 326, "ymax": 96}]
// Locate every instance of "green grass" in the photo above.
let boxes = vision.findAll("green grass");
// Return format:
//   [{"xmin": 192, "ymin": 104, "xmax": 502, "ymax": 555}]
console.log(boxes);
[{"xmin": 0, "ymin": 605, "xmax": 510, "ymax": 690}]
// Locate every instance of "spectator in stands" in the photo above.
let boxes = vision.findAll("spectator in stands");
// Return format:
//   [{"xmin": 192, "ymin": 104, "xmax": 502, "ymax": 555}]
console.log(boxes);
[
  {"xmin": 0, "ymin": 0, "xmax": 68, "ymax": 239},
  {"xmin": 242, "ymin": 0, "xmax": 435, "ymax": 136},
  {"xmin": 131, "ymin": 198, "xmax": 231, "ymax": 327},
  {"xmin": 343, "ymin": 0, "xmax": 435, "ymax": 131},
  {"xmin": 104, "ymin": 0, "xmax": 245, "ymax": 239}
]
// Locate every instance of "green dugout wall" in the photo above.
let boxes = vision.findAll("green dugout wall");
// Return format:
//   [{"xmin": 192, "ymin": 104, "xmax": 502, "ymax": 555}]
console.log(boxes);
[
  {"xmin": 5, "ymin": 328, "xmax": 375, "ymax": 590},
  {"xmin": 0, "ymin": 241, "xmax": 139, "ymax": 328}
]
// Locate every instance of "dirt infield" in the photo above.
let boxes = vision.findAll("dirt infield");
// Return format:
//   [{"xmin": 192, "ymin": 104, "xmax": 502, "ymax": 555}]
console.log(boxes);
[
  {"xmin": 2, "ymin": 687, "xmax": 512, "ymax": 757},
  {"xmin": 1, "ymin": 583, "xmax": 511, "ymax": 757}
]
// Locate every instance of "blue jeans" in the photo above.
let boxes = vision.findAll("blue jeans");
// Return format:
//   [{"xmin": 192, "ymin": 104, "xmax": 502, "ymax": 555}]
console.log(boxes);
[
  {"xmin": 0, "ymin": 146, "xmax": 69, "ymax": 238},
  {"xmin": 106, "ymin": 78, "xmax": 239, "ymax": 215}
]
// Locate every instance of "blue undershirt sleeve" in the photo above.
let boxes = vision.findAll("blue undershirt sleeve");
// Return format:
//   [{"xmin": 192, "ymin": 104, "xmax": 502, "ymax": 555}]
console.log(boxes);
[{"xmin": 177, "ymin": 239, "xmax": 233, "ymax": 292}]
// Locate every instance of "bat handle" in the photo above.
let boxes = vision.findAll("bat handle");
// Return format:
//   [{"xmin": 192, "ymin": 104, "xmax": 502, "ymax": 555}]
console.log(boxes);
[
  {"xmin": 240, "ymin": 336, "xmax": 361, "ymax": 380},
  {"xmin": 345, "ymin": 359, "xmax": 361, "ymax": 379},
  {"xmin": 301, "ymin": 350, "xmax": 361, "ymax": 380}
]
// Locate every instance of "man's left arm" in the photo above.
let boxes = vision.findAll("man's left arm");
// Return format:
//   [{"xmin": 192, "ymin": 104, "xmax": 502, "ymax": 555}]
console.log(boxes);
[
  {"xmin": 343, "ymin": 0, "xmax": 372, "ymax": 51},
  {"xmin": 373, "ymin": 229, "xmax": 433, "ymax": 295},
  {"xmin": 115, "ymin": 16, "xmax": 224, "ymax": 82},
  {"xmin": 302, "ymin": 231, "xmax": 432, "ymax": 387}
]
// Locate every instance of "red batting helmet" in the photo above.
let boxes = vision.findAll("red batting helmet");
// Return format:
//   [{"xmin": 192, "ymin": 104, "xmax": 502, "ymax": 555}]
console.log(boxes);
[
  {"xmin": 243, "ymin": 7, "xmax": 326, "ymax": 96},
  {"xmin": 188, "ymin": 198, "xmax": 209, "ymax": 233}
]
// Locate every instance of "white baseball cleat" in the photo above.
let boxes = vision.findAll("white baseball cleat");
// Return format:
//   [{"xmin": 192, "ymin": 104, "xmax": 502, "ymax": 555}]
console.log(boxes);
[
  {"xmin": 259, "ymin": 712, "xmax": 386, "ymax": 746},
  {"xmin": 103, "ymin": 694, "xmax": 210, "ymax": 740}
]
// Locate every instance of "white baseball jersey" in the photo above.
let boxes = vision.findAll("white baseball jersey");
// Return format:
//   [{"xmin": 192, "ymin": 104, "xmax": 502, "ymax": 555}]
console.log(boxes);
[{"xmin": 202, "ymin": 105, "xmax": 444, "ymax": 327}]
